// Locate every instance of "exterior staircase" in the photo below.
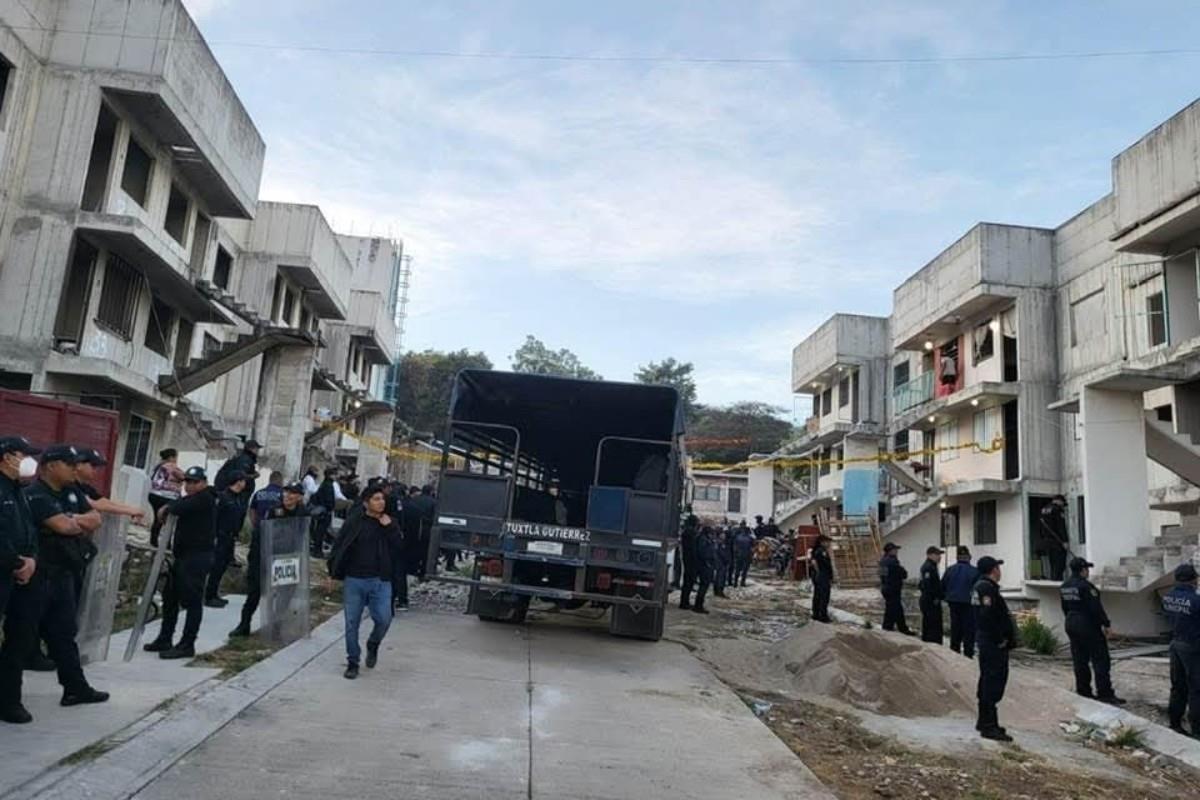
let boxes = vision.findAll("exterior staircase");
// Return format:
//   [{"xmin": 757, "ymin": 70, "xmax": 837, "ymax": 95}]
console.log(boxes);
[
  {"xmin": 160, "ymin": 327, "xmax": 316, "ymax": 397},
  {"xmin": 1095, "ymin": 514, "xmax": 1200, "ymax": 592},
  {"xmin": 305, "ymin": 399, "xmax": 393, "ymax": 446},
  {"xmin": 1145, "ymin": 411, "xmax": 1200, "ymax": 488},
  {"xmin": 773, "ymin": 493, "xmax": 815, "ymax": 526},
  {"xmin": 882, "ymin": 458, "xmax": 931, "ymax": 496},
  {"xmin": 177, "ymin": 399, "xmax": 239, "ymax": 448},
  {"xmin": 195, "ymin": 279, "xmax": 270, "ymax": 329},
  {"xmin": 883, "ymin": 490, "xmax": 946, "ymax": 536}
]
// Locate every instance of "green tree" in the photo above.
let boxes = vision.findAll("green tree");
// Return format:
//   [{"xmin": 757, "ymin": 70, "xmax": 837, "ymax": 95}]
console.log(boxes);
[
  {"xmin": 688, "ymin": 401, "xmax": 795, "ymax": 465},
  {"xmin": 634, "ymin": 357, "xmax": 698, "ymax": 421},
  {"xmin": 392, "ymin": 349, "xmax": 493, "ymax": 439},
  {"xmin": 510, "ymin": 335, "xmax": 602, "ymax": 380}
]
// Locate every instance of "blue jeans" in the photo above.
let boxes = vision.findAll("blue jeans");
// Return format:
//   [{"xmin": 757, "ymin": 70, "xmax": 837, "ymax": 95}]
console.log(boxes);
[{"xmin": 343, "ymin": 577, "xmax": 393, "ymax": 665}]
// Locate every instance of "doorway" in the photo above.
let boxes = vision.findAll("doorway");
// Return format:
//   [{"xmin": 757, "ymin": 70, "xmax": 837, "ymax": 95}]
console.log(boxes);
[
  {"xmin": 1002, "ymin": 335, "xmax": 1018, "ymax": 382},
  {"xmin": 1002, "ymin": 400, "xmax": 1019, "ymax": 480},
  {"xmin": 940, "ymin": 506, "xmax": 960, "ymax": 549}
]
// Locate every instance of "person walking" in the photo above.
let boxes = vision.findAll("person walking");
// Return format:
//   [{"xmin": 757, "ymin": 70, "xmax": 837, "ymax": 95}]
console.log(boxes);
[
  {"xmin": 942, "ymin": 545, "xmax": 979, "ymax": 658},
  {"xmin": 205, "ymin": 472, "xmax": 247, "ymax": 608},
  {"xmin": 678, "ymin": 516, "xmax": 700, "ymax": 610},
  {"xmin": 809, "ymin": 534, "xmax": 834, "ymax": 623},
  {"xmin": 974, "ymin": 556, "xmax": 1017, "ymax": 742},
  {"xmin": 1060, "ymin": 556, "xmax": 1125, "ymax": 704},
  {"xmin": 328, "ymin": 487, "xmax": 403, "ymax": 679},
  {"xmin": 689, "ymin": 526, "xmax": 716, "ymax": 614},
  {"xmin": 919, "ymin": 546, "xmax": 945, "ymax": 644},
  {"xmin": 1163, "ymin": 563, "xmax": 1200, "ymax": 736},
  {"xmin": 732, "ymin": 526, "xmax": 754, "ymax": 587},
  {"xmin": 145, "ymin": 467, "xmax": 218, "ymax": 659},
  {"xmin": 148, "ymin": 449, "xmax": 184, "ymax": 548},
  {"xmin": 0, "ymin": 436, "xmax": 40, "ymax": 724},
  {"xmin": 230, "ymin": 482, "xmax": 307, "ymax": 638},
  {"xmin": 879, "ymin": 543, "xmax": 913, "ymax": 634}
]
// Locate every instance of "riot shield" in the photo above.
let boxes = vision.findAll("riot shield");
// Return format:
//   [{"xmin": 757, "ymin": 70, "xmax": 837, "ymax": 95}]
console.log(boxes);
[
  {"xmin": 76, "ymin": 515, "xmax": 128, "ymax": 664},
  {"xmin": 124, "ymin": 516, "xmax": 174, "ymax": 662},
  {"xmin": 259, "ymin": 516, "xmax": 311, "ymax": 645}
]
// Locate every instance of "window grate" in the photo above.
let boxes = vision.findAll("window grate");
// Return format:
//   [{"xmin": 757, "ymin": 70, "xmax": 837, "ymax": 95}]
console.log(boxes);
[
  {"xmin": 96, "ymin": 254, "xmax": 141, "ymax": 340},
  {"xmin": 123, "ymin": 414, "xmax": 153, "ymax": 468}
]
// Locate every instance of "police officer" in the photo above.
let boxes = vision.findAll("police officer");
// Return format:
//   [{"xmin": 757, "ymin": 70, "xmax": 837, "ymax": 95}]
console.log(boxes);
[
  {"xmin": 215, "ymin": 439, "xmax": 259, "ymax": 527},
  {"xmin": 145, "ymin": 466, "xmax": 218, "ymax": 659},
  {"xmin": 732, "ymin": 526, "xmax": 754, "ymax": 587},
  {"xmin": 75, "ymin": 448, "xmax": 144, "ymax": 523},
  {"xmin": 691, "ymin": 525, "xmax": 717, "ymax": 614},
  {"xmin": 1163, "ymin": 563, "xmax": 1200, "ymax": 736},
  {"xmin": 712, "ymin": 529, "xmax": 730, "ymax": 598},
  {"xmin": 231, "ymin": 482, "xmax": 308, "ymax": 638},
  {"xmin": 205, "ymin": 472, "xmax": 247, "ymax": 608},
  {"xmin": 0, "ymin": 436, "xmax": 39, "ymax": 724},
  {"xmin": 974, "ymin": 556, "xmax": 1017, "ymax": 742},
  {"xmin": 942, "ymin": 545, "xmax": 979, "ymax": 658},
  {"xmin": 810, "ymin": 534, "xmax": 834, "ymax": 623},
  {"xmin": 678, "ymin": 515, "xmax": 700, "ymax": 610},
  {"xmin": 1060, "ymin": 556, "xmax": 1125, "ymax": 704},
  {"xmin": 879, "ymin": 543, "xmax": 914, "ymax": 634},
  {"xmin": 919, "ymin": 545, "xmax": 945, "ymax": 644},
  {"xmin": 20, "ymin": 445, "xmax": 109, "ymax": 710}
]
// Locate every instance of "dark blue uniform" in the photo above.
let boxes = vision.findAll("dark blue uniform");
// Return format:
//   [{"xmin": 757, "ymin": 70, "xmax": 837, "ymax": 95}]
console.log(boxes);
[
  {"xmin": 1163, "ymin": 582, "xmax": 1200, "ymax": 731},
  {"xmin": 1060, "ymin": 574, "xmax": 1113, "ymax": 699},
  {"xmin": 146, "ymin": 488, "xmax": 217, "ymax": 653},
  {"xmin": 973, "ymin": 576, "xmax": 1017, "ymax": 734},
  {"xmin": 732, "ymin": 530, "xmax": 754, "ymax": 587},
  {"xmin": 0, "ymin": 473, "xmax": 38, "ymax": 715},
  {"xmin": 678, "ymin": 519, "xmax": 700, "ymax": 610},
  {"xmin": 919, "ymin": 558, "xmax": 944, "ymax": 644},
  {"xmin": 692, "ymin": 528, "xmax": 717, "ymax": 612},
  {"xmin": 879, "ymin": 553, "xmax": 912, "ymax": 634},
  {"xmin": 205, "ymin": 489, "xmax": 245, "ymax": 604},
  {"xmin": 942, "ymin": 558, "xmax": 979, "ymax": 657},
  {"xmin": 810, "ymin": 543, "xmax": 833, "ymax": 623}
]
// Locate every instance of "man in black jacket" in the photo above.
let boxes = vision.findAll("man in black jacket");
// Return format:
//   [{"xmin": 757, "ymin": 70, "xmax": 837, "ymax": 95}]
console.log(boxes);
[
  {"xmin": 690, "ymin": 526, "xmax": 717, "ymax": 614},
  {"xmin": 146, "ymin": 467, "xmax": 218, "ymax": 659},
  {"xmin": 678, "ymin": 516, "xmax": 700, "ymax": 610},
  {"xmin": 1061, "ymin": 557, "xmax": 1125, "ymax": 704},
  {"xmin": 810, "ymin": 534, "xmax": 834, "ymax": 623},
  {"xmin": 0, "ymin": 436, "xmax": 40, "ymax": 724},
  {"xmin": 919, "ymin": 546, "xmax": 945, "ymax": 644},
  {"xmin": 879, "ymin": 543, "xmax": 913, "ymax": 634},
  {"xmin": 328, "ymin": 487, "xmax": 403, "ymax": 679},
  {"xmin": 205, "ymin": 473, "xmax": 247, "ymax": 608},
  {"xmin": 974, "ymin": 556, "xmax": 1017, "ymax": 741}
]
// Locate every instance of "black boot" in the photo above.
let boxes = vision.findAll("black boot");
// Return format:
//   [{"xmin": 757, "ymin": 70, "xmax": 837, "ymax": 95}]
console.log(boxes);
[
  {"xmin": 204, "ymin": 597, "xmax": 229, "ymax": 609},
  {"xmin": 61, "ymin": 686, "xmax": 110, "ymax": 706},
  {"xmin": 143, "ymin": 635, "xmax": 173, "ymax": 653},
  {"xmin": 344, "ymin": 663, "xmax": 359, "ymax": 679},
  {"xmin": 0, "ymin": 703, "xmax": 33, "ymax": 724},
  {"xmin": 228, "ymin": 623, "xmax": 251, "ymax": 638},
  {"xmin": 692, "ymin": 605, "xmax": 710, "ymax": 614},
  {"xmin": 160, "ymin": 641, "xmax": 195, "ymax": 660},
  {"xmin": 27, "ymin": 650, "xmax": 56, "ymax": 672}
]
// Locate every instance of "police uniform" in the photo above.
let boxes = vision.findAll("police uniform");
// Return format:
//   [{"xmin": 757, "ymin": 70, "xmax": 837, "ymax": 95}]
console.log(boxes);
[
  {"xmin": 879, "ymin": 545, "xmax": 912, "ymax": 634},
  {"xmin": 973, "ymin": 556, "xmax": 1017, "ymax": 740},
  {"xmin": 678, "ymin": 516, "xmax": 700, "ymax": 610},
  {"xmin": 810, "ymin": 540, "xmax": 833, "ymax": 623},
  {"xmin": 0, "ymin": 436, "xmax": 40, "ymax": 723},
  {"xmin": 919, "ymin": 548, "xmax": 945, "ymax": 644},
  {"xmin": 1163, "ymin": 563, "xmax": 1200, "ymax": 734},
  {"xmin": 1060, "ymin": 557, "xmax": 1121, "ymax": 702},
  {"xmin": 692, "ymin": 527, "xmax": 717, "ymax": 613},
  {"xmin": 205, "ymin": 479, "xmax": 247, "ymax": 607},
  {"xmin": 232, "ymin": 485, "xmax": 308, "ymax": 637}
]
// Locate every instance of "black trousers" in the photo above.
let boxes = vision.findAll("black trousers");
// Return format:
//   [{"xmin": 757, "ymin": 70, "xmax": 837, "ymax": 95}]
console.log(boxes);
[
  {"xmin": 1048, "ymin": 548, "xmax": 1067, "ymax": 582},
  {"xmin": 206, "ymin": 528, "xmax": 237, "ymax": 600},
  {"xmin": 734, "ymin": 556, "xmax": 750, "ymax": 587},
  {"xmin": 691, "ymin": 565, "xmax": 712, "ymax": 610},
  {"xmin": 920, "ymin": 597, "xmax": 944, "ymax": 644},
  {"xmin": 1066, "ymin": 618, "xmax": 1113, "ymax": 698},
  {"xmin": 0, "ymin": 579, "xmax": 41, "ymax": 707},
  {"xmin": 160, "ymin": 552, "xmax": 213, "ymax": 645},
  {"xmin": 882, "ymin": 591, "xmax": 911, "ymax": 633},
  {"xmin": 670, "ymin": 546, "xmax": 682, "ymax": 588},
  {"xmin": 392, "ymin": 551, "xmax": 409, "ymax": 607},
  {"xmin": 239, "ymin": 543, "xmax": 262, "ymax": 629},
  {"xmin": 148, "ymin": 494, "xmax": 173, "ymax": 548},
  {"xmin": 680, "ymin": 559, "xmax": 699, "ymax": 607},
  {"xmin": 6, "ymin": 572, "xmax": 89, "ymax": 698},
  {"xmin": 310, "ymin": 514, "xmax": 331, "ymax": 557},
  {"xmin": 977, "ymin": 639, "xmax": 1010, "ymax": 730},
  {"xmin": 1169, "ymin": 643, "xmax": 1200, "ymax": 730},
  {"xmin": 948, "ymin": 602, "xmax": 976, "ymax": 657},
  {"xmin": 713, "ymin": 560, "xmax": 727, "ymax": 595},
  {"xmin": 812, "ymin": 578, "xmax": 831, "ymax": 623}
]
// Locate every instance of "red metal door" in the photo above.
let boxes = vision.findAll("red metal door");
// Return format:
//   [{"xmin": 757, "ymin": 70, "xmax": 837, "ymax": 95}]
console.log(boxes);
[{"xmin": 0, "ymin": 390, "xmax": 121, "ymax": 495}]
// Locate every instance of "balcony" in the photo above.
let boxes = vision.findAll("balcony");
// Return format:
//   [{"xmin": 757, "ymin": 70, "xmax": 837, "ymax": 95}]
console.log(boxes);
[
  {"xmin": 892, "ymin": 380, "xmax": 1019, "ymax": 434},
  {"xmin": 792, "ymin": 314, "xmax": 889, "ymax": 392},
  {"xmin": 892, "ymin": 224, "xmax": 1053, "ymax": 352},
  {"xmin": 239, "ymin": 203, "xmax": 352, "ymax": 320},
  {"xmin": 346, "ymin": 290, "xmax": 400, "ymax": 365},
  {"xmin": 47, "ymin": 3, "xmax": 264, "ymax": 217},
  {"xmin": 892, "ymin": 371, "xmax": 934, "ymax": 414}
]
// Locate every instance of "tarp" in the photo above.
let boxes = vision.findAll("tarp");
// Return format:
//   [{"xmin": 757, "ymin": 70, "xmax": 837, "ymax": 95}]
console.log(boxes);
[
  {"xmin": 259, "ymin": 516, "xmax": 310, "ymax": 645},
  {"xmin": 76, "ymin": 515, "xmax": 127, "ymax": 664}
]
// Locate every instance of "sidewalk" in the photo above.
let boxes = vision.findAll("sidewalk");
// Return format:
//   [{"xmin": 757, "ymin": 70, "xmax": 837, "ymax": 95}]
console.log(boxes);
[{"xmin": 0, "ymin": 596, "xmax": 257, "ymax": 798}]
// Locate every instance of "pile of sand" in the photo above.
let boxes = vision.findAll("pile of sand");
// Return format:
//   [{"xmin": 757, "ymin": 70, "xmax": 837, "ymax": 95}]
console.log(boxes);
[{"xmin": 766, "ymin": 625, "xmax": 980, "ymax": 718}]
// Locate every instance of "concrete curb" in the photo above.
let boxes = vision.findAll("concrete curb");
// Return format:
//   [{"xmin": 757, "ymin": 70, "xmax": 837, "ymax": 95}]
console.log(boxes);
[
  {"xmin": 5, "ymin": 615, "xmax": 345, "ymax": 800},
  {"xmin": 1074, "ymin": 696, "xmax": 1200, "ymax": 771}
]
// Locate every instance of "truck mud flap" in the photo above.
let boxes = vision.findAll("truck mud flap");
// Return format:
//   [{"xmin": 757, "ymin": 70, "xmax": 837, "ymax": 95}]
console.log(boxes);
[
  {"xmin": 609, "ymin": 579, "xmax": 664, "ymax": 641},
  {"xmin": 469, "ymin": 585, "xmax": 529, "ymax": 623}
]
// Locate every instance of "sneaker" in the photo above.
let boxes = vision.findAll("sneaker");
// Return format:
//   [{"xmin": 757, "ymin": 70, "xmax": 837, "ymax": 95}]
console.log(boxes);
[
  {"xmin": 159, "ymin": 643, "xmax": 195, "ymax": 660},
  {"xmin": 228, "ymin": 624, "xmax": 251, "ymax": 638},
  {"xmin": 26, "ymin": 652, "xmax": 56, "ymax": 672},
  {"xmin": 204, "ymin": 597, "xmax": 229, "ymax": 609},
  {"xmin": 61, "ymin": 686, "xmax": 110, "ymax": 706},
  {"xmin": 344, "ymin": 663, "xmax": 359, "ymax": 680},
  {"xmin": 0, "ymin": 704, "xmax": 32, "ymax": 724},
  {"xmin": 980, "ymin": 728, "xmax": 1013, "ymax": 742},
  {"xmin": 143, "ymin": 637, "xmax": 173, "ymax": 653}
]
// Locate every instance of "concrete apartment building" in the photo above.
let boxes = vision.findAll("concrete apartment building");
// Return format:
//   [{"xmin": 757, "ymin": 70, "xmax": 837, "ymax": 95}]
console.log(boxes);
[
  {"xmin": 0, "ymin": 1, "xmax": 400, "ymax": 508},
  {"xmin": 783, "ymin": 96, "xmax": 1200, "ymax": 634}
]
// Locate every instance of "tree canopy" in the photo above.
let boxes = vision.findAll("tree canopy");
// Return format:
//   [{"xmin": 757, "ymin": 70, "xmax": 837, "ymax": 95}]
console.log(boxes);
[
  {"xmin": 510, "ymin": 335, "xmax": 602, "ymax": 380},
  {"xmin": 634, "ymin": 357, "xmax": 698, "ymax": 421},
  {"xmin": 391, "ymin": 348, "xmax": 493, "ymax": 439},
  {"xmin": 687, "ymin": 401, "xmax": 795, "ymax": 465}
]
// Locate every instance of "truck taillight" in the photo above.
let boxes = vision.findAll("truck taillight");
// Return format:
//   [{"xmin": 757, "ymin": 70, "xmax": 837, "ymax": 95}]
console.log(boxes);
[
  {"xmin": 483, "ymin": 558, "xmax": 503, "ymax": 577},
  {"xmin": 596, "ymin": 571, "xmax": 613, "ymax": 590},
  {"xmin": 471, "ymin": 534, "xmax": 483, "ymax": 547}
]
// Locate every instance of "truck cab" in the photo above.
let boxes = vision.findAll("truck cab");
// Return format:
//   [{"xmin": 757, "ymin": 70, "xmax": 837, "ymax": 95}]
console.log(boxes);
[{"xmin": 426, "ymin": 370, "xmax": 685, "ymax": 640}]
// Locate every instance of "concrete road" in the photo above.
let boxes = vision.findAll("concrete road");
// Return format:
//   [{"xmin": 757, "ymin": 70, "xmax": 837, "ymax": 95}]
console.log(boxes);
[{"xmin": 132, "ymin": 609, "xmax": 831, "ymax": 799}]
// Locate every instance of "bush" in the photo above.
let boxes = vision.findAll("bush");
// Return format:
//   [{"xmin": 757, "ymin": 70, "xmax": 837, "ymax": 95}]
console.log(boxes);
[
  {"xmin": 1105, "ymin": 725, "xmax": 1146, "ymax": 749},
  {"xmin": 1018, "ymin": 616, "xmax": 1059, "ymax": 655}
]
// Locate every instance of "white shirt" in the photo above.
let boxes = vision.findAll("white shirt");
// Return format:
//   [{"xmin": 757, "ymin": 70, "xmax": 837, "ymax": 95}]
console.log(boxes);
[{"xmin": 302, "ymin": 473, "xmax": 319, "ymax": 501}]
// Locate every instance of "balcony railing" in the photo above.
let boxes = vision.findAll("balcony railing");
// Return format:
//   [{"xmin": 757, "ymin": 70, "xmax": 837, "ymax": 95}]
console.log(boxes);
[{"xmin": 892, "ymin": 371, "xmax": 934, "ymax": 413}]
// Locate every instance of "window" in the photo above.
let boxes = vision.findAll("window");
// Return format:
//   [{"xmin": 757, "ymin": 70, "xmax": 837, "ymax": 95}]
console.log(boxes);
[
  {"xmin": 121, "ymin": 136, "xmax": 154, "ymax": 208},
  {"xmin": 820, "ymin": 388, "xmax": 832, "ymax": 417},
  {"xmin": 144, "ymin": 295, "xmax": 175, "ymax": 357},
  {"xmin": 726, "ymin": 487, "xmax": 742, "ymax": 513},
  {"xmin": 53, "ymin": 237, "xmax": 98, "ymax": 345},
  {"xmin": 0, "ymin": 55, "xmax": 11, "ymax": 122},
  {"xmin": 270, "ymin": 278, "xmax": 285, "ymax": 322},
  {"xmin": 123, "ymin": 414, "xmax": 153, "ymax": 468},
  {"xmin": 819, "ymin": 448, "xmax": 831, "ymax": 476},
  {"xmin": 972, "ymin": 323, "xmax": 994, "ymax": 365},
  {"xmin": 974, "ymin": 500, "xmax": 997, "ymax": 545},
  {"xmin": 973, "ymin": 409, "xmax": 997, "ymax": 449},
  {"xmin": 82, "ymin": 105, "xmax": 118, "ymax": 212},
  {"xmin": 832, "ymin": 446, "xmax": 843, "ymax": 472},
  {"xmin": 1069, "ymin": 289, "xmax": 1106, "ymax": 348},
  {"xmin": 893, "ymin": 431, "xmax": 909, "ymax": 456},
  {"xmin": 1147, "ymin": 292, "xmax": 1167, "ymax": 347},
  {"xmin": 96, "ymin": 254, "xmax": 141, "ymax": 339},
  {"xmin": 212, "ymin": 245, "xmax": 233, "ymax": 290},
  {"xmin": 893, "ymin": 360, "xmax": 910, "ymax": 388},
  {"xmin": 281, "ymin": 287, "xmax": 296, "ymax": 326},
  {"xmin": 164, "ymin": 183, "xmax": 189, "ymax": 244},
  {"xmin": 838, "ymin": 376, "xmax": 850, "ymax": 408},
  {"xmin": 1076, "ymin": 496, "xmax": 1086, "ymax": 544},
  {"xmin": 695, "ymin": 485, "xmax": 722, "ymax": 502},
  {"xmin": 938, "ymin": 422, "xmax": 958, "ymax": 462}
]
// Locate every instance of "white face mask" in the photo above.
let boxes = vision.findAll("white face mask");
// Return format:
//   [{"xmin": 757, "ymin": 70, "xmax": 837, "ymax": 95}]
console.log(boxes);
[{"xmin": 18, "ymin": 456, "xmax": 38, "ymax": 479}]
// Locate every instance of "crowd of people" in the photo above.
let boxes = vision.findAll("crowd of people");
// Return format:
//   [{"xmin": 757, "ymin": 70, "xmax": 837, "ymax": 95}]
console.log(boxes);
[{"xmin": 674, "ymin": 514, "xmax": 794, "ymax": 614}]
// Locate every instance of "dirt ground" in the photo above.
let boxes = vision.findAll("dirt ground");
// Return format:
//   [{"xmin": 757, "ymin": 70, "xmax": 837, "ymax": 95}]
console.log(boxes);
[{"xmin": 665, "ymin": 569, "xmax": 1196, "ymax": 800}]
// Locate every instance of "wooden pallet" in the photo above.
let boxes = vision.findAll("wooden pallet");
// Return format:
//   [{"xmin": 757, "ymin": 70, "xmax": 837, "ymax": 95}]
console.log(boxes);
[{"xmin": 818, "ymin": 512, "xmax": 883, "ymax": 588}]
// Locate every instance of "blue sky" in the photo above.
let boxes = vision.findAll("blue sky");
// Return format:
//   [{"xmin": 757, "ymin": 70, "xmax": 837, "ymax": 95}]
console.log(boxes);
[{"xmin": 184, "ymin": 0, "xmax": 1200, "ymax": 419}]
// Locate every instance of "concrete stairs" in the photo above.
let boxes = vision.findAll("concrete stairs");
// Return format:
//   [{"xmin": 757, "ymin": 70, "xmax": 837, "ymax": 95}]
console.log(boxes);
[
  {"xmin": 1145, "ymin": 411, "xmax": 1200, "ymax": 488},
  {"xmin": 773, "ymin": 493, "xmax": 814, "ymax": 526},
  {"xmin": 160, "ymin": 327, "xmax": 315, "ymax": 397},
  {"xmin": 304, "ymin": 399, "xmax": 392, "ymax": 446},
  {"xmin": 177, "ymin": 399, "xmax": 238, "ymax": 447},
  {"xmin": 195, "ymin": 279, "xmax": 269, "ymax": 329},
  {"xmin": 883, "ymin": 490, "xmax": 946, "ymax": 536},
  {"xmin": 1095, "ymin": 515, "xmax": 1200, "ymax": 591},
  {"xmin": 882, "ymin": 458, "xmax": 931, "ymax": 496}
]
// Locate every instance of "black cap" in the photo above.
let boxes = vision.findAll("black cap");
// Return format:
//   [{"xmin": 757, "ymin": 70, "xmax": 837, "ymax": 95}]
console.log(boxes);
[
  {"xmin": 282, "ymin": 482, "xmax": 305, "ymax": 495},
  {"xmin": 0, "ymin": 436, "xmax": 41, "ymax": 456},
  {"xmin": 1069, "ymin": 557, "xmax": 1094, "ymax": 573},
  {"xmin": 927, "ymin": 546, "xmax": 944, "ymax": 555},
  {"xmin": 1176, "ymin": 563, "xmax": 1198, "ymax": 583},
  {"xmin": 183, "ymin": 466, "xmax": 207, "ymax": 482},
  {"xmin": 883, "ymin": 543, "xmax": 900, "ymax": 552},
  {"xmin": 41, "ymin": 444, "xmax": 81, "ymax": 465},
  {"xmin": 977, "ymin": 556, "xmax": 1004, "ymax": 574},
  {"xmin": 77, "ymin": 447, "xmax": 108, "ymax": 467},
  {"xmin": 225, "ymin": 470, "xmax": 247, "ymax": 484},
  {"xmin": 244, "ymin": 439, "xmax": 262, "ymax": 450},
  {"xmin": 956, "ymin": 545, "xmax": 972, "ymax": 558}
]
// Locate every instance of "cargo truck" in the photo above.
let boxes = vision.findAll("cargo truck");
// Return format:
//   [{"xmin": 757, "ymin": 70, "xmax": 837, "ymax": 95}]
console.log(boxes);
[{"xmin": 425, "ymin": 370, "xmax": 685, "ymax": 640}]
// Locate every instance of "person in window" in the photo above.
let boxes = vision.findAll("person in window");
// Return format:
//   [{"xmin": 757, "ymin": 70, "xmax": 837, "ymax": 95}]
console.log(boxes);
[
  {"xmin": 1039, "ymin": 495, "xmax": 1070, "ymax": 582},
  {"xmin": 148, "ymin": 449, "xmax": 184, "ymax": 548},
  {"xmin": 939, "ymin": 350, "xmax": 958, "ymax": 388}
]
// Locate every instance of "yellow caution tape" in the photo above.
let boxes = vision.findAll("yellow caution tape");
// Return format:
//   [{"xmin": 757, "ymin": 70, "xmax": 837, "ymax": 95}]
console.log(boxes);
[{"xmin": 691, "ymin": 437, "xmax": 1005, "ymax": 471}]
